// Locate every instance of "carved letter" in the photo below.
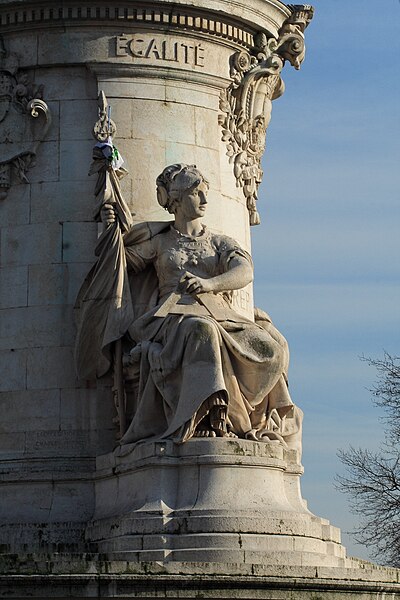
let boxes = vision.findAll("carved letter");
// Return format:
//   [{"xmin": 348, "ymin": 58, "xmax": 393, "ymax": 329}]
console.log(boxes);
[
  {"xmin": 180, "ymin": 43, "xmax": 194, "ymax": 65},
  {"xmin": 115, "ymin": 35, "xmax": 129, "ymax": 57},
  {"xmin": 145, "ymin": 39, "xmax": 161, "ymax": 60},
  {"xmin": 162, "ymin": 40, "xmax": 178, "ymax": 63},
  {"xmin": 195, "ymin": 44, "xmax": 205, "ymax": 67},
  {"xmin": 129, "ymin": 38, "xmax": 145, "ymax": 58}
]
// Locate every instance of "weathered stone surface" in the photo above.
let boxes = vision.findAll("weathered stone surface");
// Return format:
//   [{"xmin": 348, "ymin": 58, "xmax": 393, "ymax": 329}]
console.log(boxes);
[
  {"xmin": 60, "ymin": 99, "xmax": 97, "ymax": 141},
  {"xmin": 27, "ymin": 262, "xmax": 93, "ymax": 306},
  {"xmin": 59, "ymin": 388, "xmax": 114, "ymax": 433},
  {"xmin": 61, "ymin": 222, "xmax": 97, "ymax": 263},
  {"xmin": 32, "ymin": 66, "xmax": 98, "ymax": 102},
  {"xmin": 0, "ymin": 349, "xmax": 27, "ymax": 392},
  {"xmin": 0, "ymin": 432, "xmax": 26, "ymax": 456},
  {"xmin": 26, "ymin": 346, "xmax": 76, "ymax": 390},
  {"xmin": 0, "ymin": 556, "xmax": 400, "ymax": 599},
  {"xmin": 1, "ymin": 223, "xmax": 62, "ymax": 266},
  {"xmin": 0, "ymin": 183, "xmax": 30, "ymax": 226},
  {"xmin": 97, "ymin": 78, "xmax": 166, "ymax": 102},
  {"xmin": 166, "ymin": 80, "xmax": 220, "ymax": 110},
  {"xmin": 28, "ymin": 264, "xmax": 69, "ymax": 306},
  {"xmin": 30, "ymin": 181, "xmax": 94, "ymax": 223},
  {"xmin": 0, "ymin": 266, "xmax": 28, "ymax": 309},
  {"xmin": 0, "ymin": 305, "xmax": 74, "ymax": 350},
  {"xmin": 0, "ymin": 390, "xmax": 60, "ymax": 433},
  {"xmin": 27, "ymin": 141, "xmax": 59, "ymax": 184},
  {"xmin": 59, "ymin": 140, "xmax": 94, "ymax": 182}
]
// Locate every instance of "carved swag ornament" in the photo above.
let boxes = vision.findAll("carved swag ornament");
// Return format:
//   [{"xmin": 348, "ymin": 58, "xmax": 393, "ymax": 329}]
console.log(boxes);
[
  {"xmin": 219, "ymin": 5, "xmax": 314, "ymax": 225},
  {"xmin": 0, "ymin": 36, "xmax": 51, "ymax": 200}
]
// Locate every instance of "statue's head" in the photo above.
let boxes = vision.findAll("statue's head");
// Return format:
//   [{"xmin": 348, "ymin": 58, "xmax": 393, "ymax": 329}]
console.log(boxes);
[{"xmin": 156, "ymin": 163, "xmax": 209, "ymax": 215}]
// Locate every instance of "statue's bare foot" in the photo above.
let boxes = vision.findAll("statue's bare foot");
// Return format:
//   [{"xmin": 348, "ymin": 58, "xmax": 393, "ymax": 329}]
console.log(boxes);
[
  {"xmin": 245, "ymin": 428, "xmax": 287, "ymax": 445},
  {"xmin": 214, "ymin": 429, "xmax": 238, "ymax": 438},
  {"xmin": 245, "ymin": 429, "xmax": 259, "ymax": 441},
  {"xmin": 257, "ymin": 429, "xmax": 287, "ymax": 446},
  {"xmin": 194, "ymin": 429, "xmax": 217, "ymax": 438}
]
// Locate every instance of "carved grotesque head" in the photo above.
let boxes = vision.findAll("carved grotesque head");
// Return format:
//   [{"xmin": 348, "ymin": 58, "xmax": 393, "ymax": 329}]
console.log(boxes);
[{"xmin": 156, "ymin": 163, "xmax": 209, "ymax": 214}]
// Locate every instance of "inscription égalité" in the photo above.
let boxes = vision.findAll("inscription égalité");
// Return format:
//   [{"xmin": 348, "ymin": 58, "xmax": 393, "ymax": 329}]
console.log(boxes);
[{"xmin": 116, "ymin": 35, "xmax": 205, "ymax": 67}]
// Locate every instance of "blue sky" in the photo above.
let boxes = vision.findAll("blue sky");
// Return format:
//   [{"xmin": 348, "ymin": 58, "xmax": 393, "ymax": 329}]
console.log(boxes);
[{"xmin": 252, "ymin": 0, "xmax": 400, "ymax": 561}]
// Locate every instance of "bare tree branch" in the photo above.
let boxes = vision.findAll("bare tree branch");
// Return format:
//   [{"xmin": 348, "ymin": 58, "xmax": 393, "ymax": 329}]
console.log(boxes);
[{"xmin": 337, "ymin": 354, "xmax": 400, "ymax": 567}]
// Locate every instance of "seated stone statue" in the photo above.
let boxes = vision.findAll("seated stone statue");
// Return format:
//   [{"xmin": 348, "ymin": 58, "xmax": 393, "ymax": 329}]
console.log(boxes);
[{"xmin": 75, "ymin": 163, "xmax": 302, "ymax": 452}]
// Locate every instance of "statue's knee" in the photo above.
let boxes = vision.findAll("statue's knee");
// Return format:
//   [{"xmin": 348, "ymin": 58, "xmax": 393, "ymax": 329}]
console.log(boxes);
[{"xmin": 185, "ymin": 317, "xmax": 218, "ymax": 341}]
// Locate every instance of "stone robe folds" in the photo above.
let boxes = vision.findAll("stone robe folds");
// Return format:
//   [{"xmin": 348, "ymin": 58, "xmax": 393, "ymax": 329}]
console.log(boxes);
[{"xmin": 75, "ymin": 220, "xmax": 295, "ymax": 444}]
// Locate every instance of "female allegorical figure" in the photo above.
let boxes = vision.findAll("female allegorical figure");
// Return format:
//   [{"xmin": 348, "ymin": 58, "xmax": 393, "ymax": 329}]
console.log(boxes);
[{"xmin": 96, "ymin": 163, "xmax": 300, "ymax": 446}]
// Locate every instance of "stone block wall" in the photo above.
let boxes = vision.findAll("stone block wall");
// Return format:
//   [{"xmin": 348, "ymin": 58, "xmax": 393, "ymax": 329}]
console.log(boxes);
[{"xmin": 0, "ymin": 64, "xmax": 116, "ymax": 540}]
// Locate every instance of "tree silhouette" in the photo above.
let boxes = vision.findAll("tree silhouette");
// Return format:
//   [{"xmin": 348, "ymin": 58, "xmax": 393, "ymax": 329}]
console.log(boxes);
[{"xmin": 337, "ymin": 353, "xmax": 400, "ymax": 567}]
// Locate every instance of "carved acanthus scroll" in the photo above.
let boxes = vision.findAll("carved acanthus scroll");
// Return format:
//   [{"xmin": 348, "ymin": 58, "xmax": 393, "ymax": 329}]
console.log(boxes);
[
  {"xmin": 0, "ymin": 36, "xmax": 51, "ymax": 200},
  {"xmin": 219, "ymin": 5, "xmax": 314, "ymax": 225}
]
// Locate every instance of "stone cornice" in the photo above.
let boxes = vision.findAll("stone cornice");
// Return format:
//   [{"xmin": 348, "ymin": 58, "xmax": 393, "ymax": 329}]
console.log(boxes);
[
  {"xmin": 0, "ymin": 0, "xmax": 291, "ymax": 44},
  {"xmin": 0, "ymin": 2, "xmax": 253, "ymax": 48}
]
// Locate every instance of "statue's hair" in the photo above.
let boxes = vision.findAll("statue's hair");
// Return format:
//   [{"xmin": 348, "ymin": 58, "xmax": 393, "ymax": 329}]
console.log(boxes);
[{"xmin": 156, "ymin": 163, "xmax": 209, "ymax": 214}]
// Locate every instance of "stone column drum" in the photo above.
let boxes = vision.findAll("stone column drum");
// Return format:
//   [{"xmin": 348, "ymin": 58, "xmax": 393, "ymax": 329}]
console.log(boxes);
[{"xmin": 0, "ymin": 0, "xmax": 342, "ymax": 568}]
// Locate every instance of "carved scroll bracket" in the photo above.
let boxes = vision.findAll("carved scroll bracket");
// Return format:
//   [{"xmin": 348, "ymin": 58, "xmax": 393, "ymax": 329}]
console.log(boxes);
[
  {"xmin": 219, "ymin": 5, "xmax": 314, "ymax": 225},
  {"xmin": 0, "ymin": 36, "xmax": 52, "ymax": 200}
]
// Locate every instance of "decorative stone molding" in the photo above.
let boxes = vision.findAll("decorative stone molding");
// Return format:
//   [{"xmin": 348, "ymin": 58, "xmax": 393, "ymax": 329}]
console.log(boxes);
[
  {"xmin": 0, "ymin": 4, "xmax": 254, "ymax": 47},
  {"xmin": 281, "ymin": 4, "xmax": 315, "ymax": 69},
  {"xmin": 219, "ymin": 5, "xmax": 314, "ymax": 225},
  {"xmin": 0, "ymin": 36, "xmax": 51, "ymax": 200}
]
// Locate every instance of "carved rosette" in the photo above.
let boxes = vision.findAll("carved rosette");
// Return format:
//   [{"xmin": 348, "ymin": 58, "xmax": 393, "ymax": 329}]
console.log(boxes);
[
  {"xmin": 219, "ymin": 4, "xmax": 314, "ymax": 225},
  {"xmin": 0, "ymin": 36, "xmax": 51, "ymax": 200}
]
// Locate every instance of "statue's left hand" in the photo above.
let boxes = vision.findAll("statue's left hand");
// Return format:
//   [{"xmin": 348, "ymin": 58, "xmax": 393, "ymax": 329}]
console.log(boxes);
[{"xmin": 180, "ymin": 271, "xmax": 214, "ymax": 295}]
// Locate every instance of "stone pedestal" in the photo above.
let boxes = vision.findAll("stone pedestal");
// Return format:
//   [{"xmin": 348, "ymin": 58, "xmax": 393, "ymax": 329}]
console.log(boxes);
[{"xmin": 86, "ymin": 439, "xmax": 346, "ymax": 567}]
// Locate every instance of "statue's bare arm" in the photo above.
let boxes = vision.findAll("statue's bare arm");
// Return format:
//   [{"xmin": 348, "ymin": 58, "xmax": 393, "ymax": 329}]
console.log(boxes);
[{"xmin": 181, "ymin": 256, "xmax": 253, "ymax": 295}]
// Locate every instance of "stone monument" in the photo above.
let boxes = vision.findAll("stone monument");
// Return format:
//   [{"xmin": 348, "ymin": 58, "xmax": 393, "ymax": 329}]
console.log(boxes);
[{"xmin": 1, "ymin": 0, "xmax": 400, "ymax": 597}]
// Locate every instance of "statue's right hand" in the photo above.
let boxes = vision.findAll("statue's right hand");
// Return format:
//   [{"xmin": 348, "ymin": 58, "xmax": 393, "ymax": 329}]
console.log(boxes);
[{"xmin": 100, "ymin": 203, "xmax": 116, "ymax": 226}]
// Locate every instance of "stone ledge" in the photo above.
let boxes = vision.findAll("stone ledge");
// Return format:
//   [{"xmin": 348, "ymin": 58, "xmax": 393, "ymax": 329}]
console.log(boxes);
[
  {"xmin": 0, "ymin": 457, "xmax": 95, "ymax": 482},
  {"xmin": 0, "ymin": 554, "xmax": 399, "ymax": 579},
  {"xmin": 0, "ymin": 557, "xmax": 399, "ymax": 599}
]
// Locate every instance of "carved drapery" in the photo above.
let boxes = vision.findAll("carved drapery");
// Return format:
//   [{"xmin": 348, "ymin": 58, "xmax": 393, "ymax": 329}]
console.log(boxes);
[
  {"xmin": 0, "ymin": 36, "xmax": 51, "ymax": 200},
  {"xmin": 219, "ymin": 5, "xmax": 314, "ymax": 225}
]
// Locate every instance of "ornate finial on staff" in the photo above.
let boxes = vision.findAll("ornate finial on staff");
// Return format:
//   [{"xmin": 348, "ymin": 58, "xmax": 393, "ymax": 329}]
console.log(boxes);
[
  {"xmin": 91, "ymin": 91, "xmax": 125, "ymax": 175},
  {"xmin": 93, "ymin": 90, "xmax": 117, "ymax": 142}
]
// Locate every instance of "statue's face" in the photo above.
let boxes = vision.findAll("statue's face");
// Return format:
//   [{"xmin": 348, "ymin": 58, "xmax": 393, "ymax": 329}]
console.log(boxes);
[{"xmin": 176, "ymin": 180, "xmax": 208, "ymax": 220}]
